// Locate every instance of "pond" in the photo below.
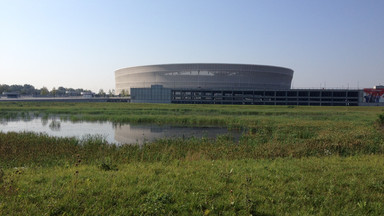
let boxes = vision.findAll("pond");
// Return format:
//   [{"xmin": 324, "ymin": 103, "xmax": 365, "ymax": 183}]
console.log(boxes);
[{"xmin": 0, "ymin": 117, "xmax": 241, "ymax": 145}]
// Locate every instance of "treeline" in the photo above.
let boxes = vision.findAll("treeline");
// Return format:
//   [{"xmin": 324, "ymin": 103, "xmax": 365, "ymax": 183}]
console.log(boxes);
[{"xmin": 0, "ymin": 84, "xmax": 93, "ymax": 97}]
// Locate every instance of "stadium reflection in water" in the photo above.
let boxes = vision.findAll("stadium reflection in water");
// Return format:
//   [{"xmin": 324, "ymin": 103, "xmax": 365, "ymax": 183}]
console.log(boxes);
[
  {"xmin": 0, "ymin": 118, "xmax": 240, "ymax": 145},
  {"xmin": 114, "ymin": 124, "xmax": 240, "ymax": 145}
]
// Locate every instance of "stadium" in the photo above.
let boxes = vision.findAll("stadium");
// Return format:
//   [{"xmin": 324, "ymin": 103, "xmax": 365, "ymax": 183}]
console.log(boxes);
[
  {"xmin": 115, "ymin": 63, "xmax": 365, "ymax": 106},
  {"xmin": 115, "ymin": 63, "xmax": 294, "ymax": 94}
]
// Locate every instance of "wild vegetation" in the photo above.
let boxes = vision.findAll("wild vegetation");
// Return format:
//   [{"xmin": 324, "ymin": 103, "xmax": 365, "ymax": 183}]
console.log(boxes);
[
  {"xmin": 0, "ymin": 84, "xmax": 94, "ymax": 96},
  {"xmin": 0, "ymin": 102, "xmax": 384, "ymax": 215}
]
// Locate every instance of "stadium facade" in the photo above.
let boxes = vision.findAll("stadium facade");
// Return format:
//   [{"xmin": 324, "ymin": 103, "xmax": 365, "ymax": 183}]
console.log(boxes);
[
  {"xmin": 115, "ymin": 63, "xmax": 294, "ymax": 93},
  {"xmin": 115, "ymin": 63, "xmax": 369, "ymax": 106}
]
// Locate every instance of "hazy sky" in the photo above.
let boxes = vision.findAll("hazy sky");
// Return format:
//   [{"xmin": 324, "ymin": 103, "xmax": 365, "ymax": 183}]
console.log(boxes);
[{"xmin": 1, "ymin": 0, "xmax": 383, "ymax": 92}]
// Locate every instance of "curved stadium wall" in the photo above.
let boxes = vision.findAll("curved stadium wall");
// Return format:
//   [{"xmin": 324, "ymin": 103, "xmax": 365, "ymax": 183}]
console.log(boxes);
[{"xmin": 115, "ymin": 63, "xmax": 294, "ymax": 94}]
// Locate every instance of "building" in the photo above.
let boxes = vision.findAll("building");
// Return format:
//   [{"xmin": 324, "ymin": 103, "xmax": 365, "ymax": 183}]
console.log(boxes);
[
  {"xmin": 115, "ymin": 63, "xmax": 294, "ymax": 94},
  {"xmin": 81, "ymin": 91, "xmax": 95, "ymax": 98},
  {"xmin": 115, "ymin": 63, "xmax": 377, "ymax": 106},
  {"xmin": 171, "ymin": 88, "xmax": 362, "ymax": 106},
  {"xmin": 1, "ymin": 92, "xmax": 20, "ymax": 99}
]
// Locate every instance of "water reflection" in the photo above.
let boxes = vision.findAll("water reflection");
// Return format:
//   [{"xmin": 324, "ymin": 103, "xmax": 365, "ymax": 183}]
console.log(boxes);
[
  {"xmin": 41, "ymin": 118, "xmax": 49, "ymax": 126},
  {"xmin": 114, "ymin": 124, "xmax": 236, "ymax": 144},
  {"xmin": 0, "ymin": 117, "xmax": 241, "ymax": 145},
  {"xmin": 48, "ymin": 120, "xmax": 61, "ymax": 131}
]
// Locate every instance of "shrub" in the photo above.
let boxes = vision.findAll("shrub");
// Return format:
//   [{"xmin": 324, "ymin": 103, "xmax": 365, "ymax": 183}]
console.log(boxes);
[
  {"xmin": 377, "ymin": 113, "xmax": 384, "ymax": 127},
  {"xmin": 0, "ymin": 168, "xmax": 4, "ymax": 184},
  {"xmin": 98, "ymin": 157, "xmax": 118, "ymax": 171}
]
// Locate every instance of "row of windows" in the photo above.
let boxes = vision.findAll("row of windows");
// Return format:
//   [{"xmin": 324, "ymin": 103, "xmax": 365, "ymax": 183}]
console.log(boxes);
[
  {"xmin": 173, "ymin": 91, "xmax": 360, "ymax": 98},
  {"xmin": 173, "ymin": 101, "xmax": 358, "ymax": 106},
  {"xmin": 172, "ymin": 97, "xmax": 358, "ymax": 102}
]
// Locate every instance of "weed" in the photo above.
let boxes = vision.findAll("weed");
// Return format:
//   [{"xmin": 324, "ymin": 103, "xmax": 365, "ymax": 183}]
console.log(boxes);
[
  {"xmin": 377, "ymin": 113, "xmax": 384, "ymax": 128},
  {"xmin": 98, "ymin": 157, "xmax": 118, "ymax": 171},
  {"xmin": 0, "ymin": 168, "xmax": 3, "ymax": 184},
  {"xmin": 0, "ymin": 170, "xmax": 18, "ymax": 196},
  {"xmin": 140, "ymin": 192, "xmax": 175, "ymax": 215},
  {"xmin": 220, "ymin": 168, "xmax": 234, "ymax": 184},
  {"xmin": 0, "ymin": 103, "xmax": 384, "ymax": 214}
]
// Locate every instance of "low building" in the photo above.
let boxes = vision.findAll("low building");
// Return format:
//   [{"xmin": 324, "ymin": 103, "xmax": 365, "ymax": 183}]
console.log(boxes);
[
  {"xmin": 81, "ymin": 92, "xmax": 94, "ymax": 98},
  {"xmin": 2, "ymin": 92, "xmax": 20, "ymax": 98},
  {"xmin": 131, "ymin": 85, "xmax": 362, "ymax": 106}
]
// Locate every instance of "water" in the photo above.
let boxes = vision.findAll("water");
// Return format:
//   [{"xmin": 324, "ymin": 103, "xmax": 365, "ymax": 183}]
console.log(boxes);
[{"xmin": 0, "ymin": 117, "xmax": 240, "ymax": 145}]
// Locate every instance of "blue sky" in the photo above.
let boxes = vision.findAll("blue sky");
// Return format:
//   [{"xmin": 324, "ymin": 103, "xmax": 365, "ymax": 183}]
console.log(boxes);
[{"xmin": 1, "ymin": 0, "xmax": 383, "ymax": 92}]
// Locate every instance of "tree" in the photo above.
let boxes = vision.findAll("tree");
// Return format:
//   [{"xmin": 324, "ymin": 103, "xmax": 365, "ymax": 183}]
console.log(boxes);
[
  {"xmin": 0, "ymin": 84, "xmax": 9, "ymax": 94},
  {"xmin": 51, "ymin": 87, "xmax": 57, "ymax": 97},
  {"xmin": 108, "ymin": 89, "xmax": 115, "ymax": 97},
  {"xmin": 121, "ymin": 89, "xmax": 126, "ymax": 97},
  {"xmin": 98, "ymin": 89, "xmax": 106, "ymax": 97},
  {"xmin": 22, "ymin": 84, "xmax": 35, "ymax": 95},
  {"xmin": 40, "ymin": 87, "xmax": 49, "ymax": 96},
  {"xmin": 9, "ymin": 85, "xmax": 23, "ymax": 93},
  {"xmin": 0, "ymin": 84, "xmax": 94, "ymax": 97},
  {"xmin": 121, "ymin": 89, "xmax": 129, "ymax": 97},
  {"xmin": 57, "ymin": 87, "xmax": 66, "ymax": 96}
]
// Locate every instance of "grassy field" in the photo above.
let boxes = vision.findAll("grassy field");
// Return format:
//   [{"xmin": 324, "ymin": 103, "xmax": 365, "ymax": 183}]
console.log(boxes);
[{"xmin": 1, "ymin": 102, "xmax": 384, "ymax": 215}]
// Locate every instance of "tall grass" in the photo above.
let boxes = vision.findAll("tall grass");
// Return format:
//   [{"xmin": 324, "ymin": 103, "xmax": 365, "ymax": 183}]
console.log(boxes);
[
  {"xmin": 1, "ymin": 103, "xmax": 383, "ymax": 168},
  {"xmin": 1, "ymin": 156, "xmax": 384, "ymax": 215},
  {"xmin": 0, "ymin": 102, "xmax": 382, "ymax": 127},
  {"xmin": 1, "ymin": 102, "xmax": 384, "ymax": 214},
  {"xmin": 1, "ymin": 125, "xmax": 383, "ymax": 168},
  {"xmin": 377, "ymin": 113, "xmax": 384, "ymax": 128}
]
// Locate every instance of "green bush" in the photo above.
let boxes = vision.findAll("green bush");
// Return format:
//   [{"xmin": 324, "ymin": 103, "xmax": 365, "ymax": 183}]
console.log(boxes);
[
  {"xmin": 0, "ymin": 168, "xmax": 4, "ymax": 184},
  {"xmin": 378, "ymin": 113, "xmax": 384, "ymax": 127},
  {"xmin": 98, "ymin": 157, "xmax": 118, "ymax": 171}
]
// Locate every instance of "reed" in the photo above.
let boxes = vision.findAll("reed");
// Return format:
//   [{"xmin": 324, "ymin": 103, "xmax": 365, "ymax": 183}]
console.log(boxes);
[
  {"xmin": 1, "ymin": 156, "xmax": 384, "ymax": 215},
  {"xmin": 1, "ymin": 122, "xmax": 383, "ymax": 168},
  {"xmin": 1, "ymin": 102, "xmax": 384, "ymax": 215}
]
